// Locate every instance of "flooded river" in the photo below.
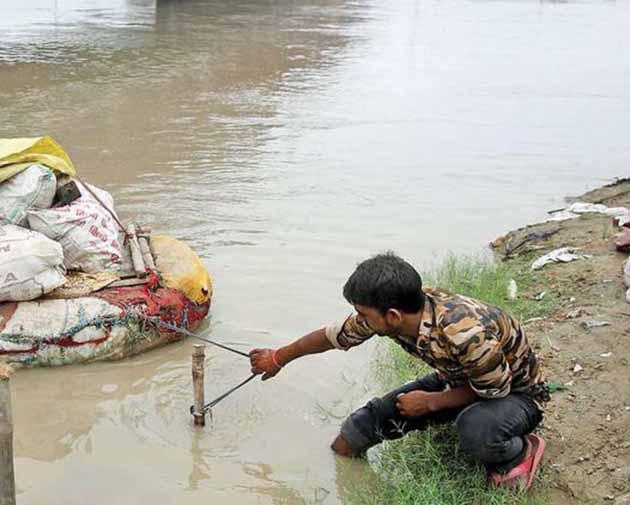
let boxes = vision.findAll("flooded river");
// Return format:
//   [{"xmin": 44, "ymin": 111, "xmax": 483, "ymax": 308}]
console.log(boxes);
[{"xmin": 1, "ymin": 0, "xmax": 629, "ymax": 503}]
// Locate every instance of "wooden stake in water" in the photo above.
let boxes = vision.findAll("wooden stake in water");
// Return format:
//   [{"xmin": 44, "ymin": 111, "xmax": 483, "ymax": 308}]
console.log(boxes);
[
  {"xmin": 192, "ymin": 345, "xmax": 206, "ymax": 426},
  {"xmin": 0, "ymin": 364, "xmax": 16, "ymax": 505}
]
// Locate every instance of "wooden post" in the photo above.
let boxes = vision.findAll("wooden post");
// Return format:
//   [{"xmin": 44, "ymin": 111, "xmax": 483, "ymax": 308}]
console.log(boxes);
[
  {"xmin": 138, "ymin": 236, "xmax": 156, "ymax": 271},
  {"xmin": 191, "ymin": 345, "xmax": 206, "ymax": 426},
  {"xmin": 0, "ymin": 364, "xmax": 15, "ymax": 505},
  {"xmin": 127, "ymin": 223, "xmax": 147, "ymax": 279}
]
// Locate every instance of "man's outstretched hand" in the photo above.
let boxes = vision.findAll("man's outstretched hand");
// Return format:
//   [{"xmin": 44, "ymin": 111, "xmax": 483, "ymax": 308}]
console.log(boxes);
[
  {"xmin": 249, "ymin": 329, "xmax": 332, "ymax": 381},
  {"xmin": 249, "ymin": 348, "xmax": 282, "ymax": 381}
]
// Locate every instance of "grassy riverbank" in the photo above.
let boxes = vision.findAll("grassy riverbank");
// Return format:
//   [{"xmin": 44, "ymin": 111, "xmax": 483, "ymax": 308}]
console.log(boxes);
[{"xmin": 344, "ymin": 254, "xmax": 555, "ymax": 505}]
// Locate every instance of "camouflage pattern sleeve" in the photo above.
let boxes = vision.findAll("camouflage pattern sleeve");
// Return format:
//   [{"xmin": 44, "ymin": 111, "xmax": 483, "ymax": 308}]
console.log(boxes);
[
  {"xmin": 324, "ymin": 314, "xmax": 375, "ymax": 350},
  {"xmin": 454, "ymin": 331, "xmax": 512, "ymax": 399}
]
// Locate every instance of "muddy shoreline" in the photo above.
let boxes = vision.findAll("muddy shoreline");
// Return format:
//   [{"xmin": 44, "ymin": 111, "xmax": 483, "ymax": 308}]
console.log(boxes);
[{"xmin": 491, "ymin": 179, "xmax": 630, "ymax": 504}]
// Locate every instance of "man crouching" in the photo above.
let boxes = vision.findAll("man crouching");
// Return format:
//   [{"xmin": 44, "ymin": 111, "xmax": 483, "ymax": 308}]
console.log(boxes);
[{"xmin": 249, "ymin": 252, "xmax": 549, "ymax": 489}]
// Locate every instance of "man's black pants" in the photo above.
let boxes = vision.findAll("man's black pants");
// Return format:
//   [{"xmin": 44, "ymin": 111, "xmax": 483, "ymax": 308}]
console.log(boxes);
[{"xmin": 340, "ymin": 373, "xmax": 543, "ymax": 473}]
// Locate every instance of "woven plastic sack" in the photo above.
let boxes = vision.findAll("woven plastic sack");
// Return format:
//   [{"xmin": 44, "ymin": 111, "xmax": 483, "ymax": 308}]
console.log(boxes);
[
  {"xmin": 0, "ymin": 164, "xmax": 56, "ymax": 226},
  {"xmin": 0, "ymin": 224, "xmax": 66, "ymax": 302},
  {"xmin": 27, "ymin": 181, "xmax": 123, "ymax": 273}
]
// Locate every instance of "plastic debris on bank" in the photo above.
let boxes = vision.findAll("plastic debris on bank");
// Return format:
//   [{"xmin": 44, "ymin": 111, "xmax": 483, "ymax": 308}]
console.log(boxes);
[{"xmin": 531, "ymin": 247, "xmax": 591, "ymax": 271}]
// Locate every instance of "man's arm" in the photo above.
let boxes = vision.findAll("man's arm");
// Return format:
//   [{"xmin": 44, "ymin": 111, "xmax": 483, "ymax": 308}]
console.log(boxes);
[
  {"xmin": 249, "ymin": 328, "xmax": 334, "ymax": 380},
  {"xmin": 250, "ymin": 313, "xmax": 376, "ymax": 380},
  {"xmin": 277, "ymin": 328, "xmax": 335, "ymax": 365},
  {"xmin": 396, "ymin": 384, "xmax": 478, "ymax": 417}
]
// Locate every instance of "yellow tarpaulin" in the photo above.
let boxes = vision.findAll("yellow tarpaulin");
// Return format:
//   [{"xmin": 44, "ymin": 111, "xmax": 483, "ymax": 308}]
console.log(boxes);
[{"xmin": 0, "ymin": 136, "xmax": 77, "ymax": 183}]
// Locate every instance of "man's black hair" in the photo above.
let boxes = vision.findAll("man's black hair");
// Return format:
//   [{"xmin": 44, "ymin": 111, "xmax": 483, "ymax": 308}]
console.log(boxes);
[{"xmin": 343, "ymin": 252, "xmax": 425, "ymax": 315}]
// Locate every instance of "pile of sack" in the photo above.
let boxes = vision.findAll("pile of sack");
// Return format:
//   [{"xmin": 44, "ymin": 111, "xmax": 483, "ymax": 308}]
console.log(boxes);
[{"xmin": 0, "ymin": 137, "xmax": 123, "ymax": 303}]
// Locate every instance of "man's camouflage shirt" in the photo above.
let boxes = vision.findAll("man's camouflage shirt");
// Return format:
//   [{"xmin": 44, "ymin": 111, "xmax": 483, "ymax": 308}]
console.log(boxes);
[{"xmin": 325, "ymin": 287, "xmax": 549, "ymax": 407}]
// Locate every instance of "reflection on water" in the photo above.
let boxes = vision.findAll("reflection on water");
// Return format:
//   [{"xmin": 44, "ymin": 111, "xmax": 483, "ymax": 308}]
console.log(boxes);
[
  {"xmin": 2, "ymin": 0, "xmax": 630, "ymax": 503},
  {"xmin": 0, "ymin": 0, "xmax": 156, "ymax": 65}
]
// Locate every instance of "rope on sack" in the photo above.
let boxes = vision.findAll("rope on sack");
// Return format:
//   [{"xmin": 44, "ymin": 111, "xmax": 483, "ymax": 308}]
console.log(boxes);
[{"xmin": 75, "ymin": 176, "xmax": 129, "ymax": 237}]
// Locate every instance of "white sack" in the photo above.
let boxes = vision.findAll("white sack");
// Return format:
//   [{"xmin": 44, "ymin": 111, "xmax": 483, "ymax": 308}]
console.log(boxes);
[
  {"xmin": 0, "ymin": 164, "xmax": 56, "ymax": 226},
  {"xmin": 0, "ymin": 224, "xmax": 66, "ymax": 302},
  {"xmin": 27, "ymin": 181, "xmax": 123, "ymax": 273},
  {"xmin": 548, "ymin": 202, "xmax": 630, "ymax": 222},
  {"xmin": 531, "ymin": 247, "xmax": 591, "ymax": 271},
  {"xmin": 568, "ymin": 202, "xmax": 629, "ymax": 217}
]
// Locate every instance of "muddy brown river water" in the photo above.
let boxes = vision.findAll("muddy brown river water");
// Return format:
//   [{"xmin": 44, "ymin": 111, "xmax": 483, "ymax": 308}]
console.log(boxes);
[{"xmin": 1, "ymin": 0, "xmax": 629, "ymax": 503}]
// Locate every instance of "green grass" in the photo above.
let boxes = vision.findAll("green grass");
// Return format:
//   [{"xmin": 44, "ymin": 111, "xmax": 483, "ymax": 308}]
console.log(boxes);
[
  {"xmin": 426, "ymin": 253, "xmax": 554, "ymax": 321},
  {"xmin": 342, "ymin": 254, "xmax": 554, "ymax": 505}
]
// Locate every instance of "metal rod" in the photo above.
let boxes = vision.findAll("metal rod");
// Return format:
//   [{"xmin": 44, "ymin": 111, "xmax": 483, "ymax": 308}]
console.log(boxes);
[
  {"xmin": 141, "ymin": 316, "xmax": 250, "ymax": 358},
  {"xmin": 205, "ymin": 373, "xmax": 256, "ymax": 411}
]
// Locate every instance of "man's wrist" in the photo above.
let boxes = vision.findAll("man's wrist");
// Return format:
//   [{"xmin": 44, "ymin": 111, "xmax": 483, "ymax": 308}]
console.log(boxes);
[
  {"xmin": 426, "ymin": 391, "xmax": 456, "ymax": 413},
  {"xmin": 431, "ymin": 386, "xmax": 478, "ymax": 412},
  {"xmin": 273, "ymin": 347, "xmax": 289, "ymax": 368},
  {"xmin": 426, "ymin": 392, "xmax": 441, "ymax": 413}
]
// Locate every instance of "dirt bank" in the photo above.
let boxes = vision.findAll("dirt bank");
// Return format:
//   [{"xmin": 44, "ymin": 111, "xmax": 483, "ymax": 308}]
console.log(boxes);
[{"xmin": 491, "ymin": 179, "xmax": 630, "ymax": 505}]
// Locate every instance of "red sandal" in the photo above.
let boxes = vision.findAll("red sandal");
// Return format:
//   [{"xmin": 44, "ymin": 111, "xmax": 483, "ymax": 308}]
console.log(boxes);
[{"xmin": 488, "ymin": 434, "xmax": 546, "ymax": 491}]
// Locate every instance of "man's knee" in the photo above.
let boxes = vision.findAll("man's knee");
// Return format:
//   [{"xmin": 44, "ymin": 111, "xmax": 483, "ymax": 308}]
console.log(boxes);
[
  {"xmin": 337, "ymin": 398, "xmax": 388, "ymax": 454},
  {"xmin": 334, "ymin": 375, "xmax": 445, "ymax": 456},
  {"xmin": 331, "ymin": 433, "xmax": 361, "ymax": 458},
  {"xmin": 456, "ymin": 403, "xmax": 528, "ymax": 466},
  {"xmin": 455, "ymin": 405, "xmax": 497, "ymax": 458}
]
